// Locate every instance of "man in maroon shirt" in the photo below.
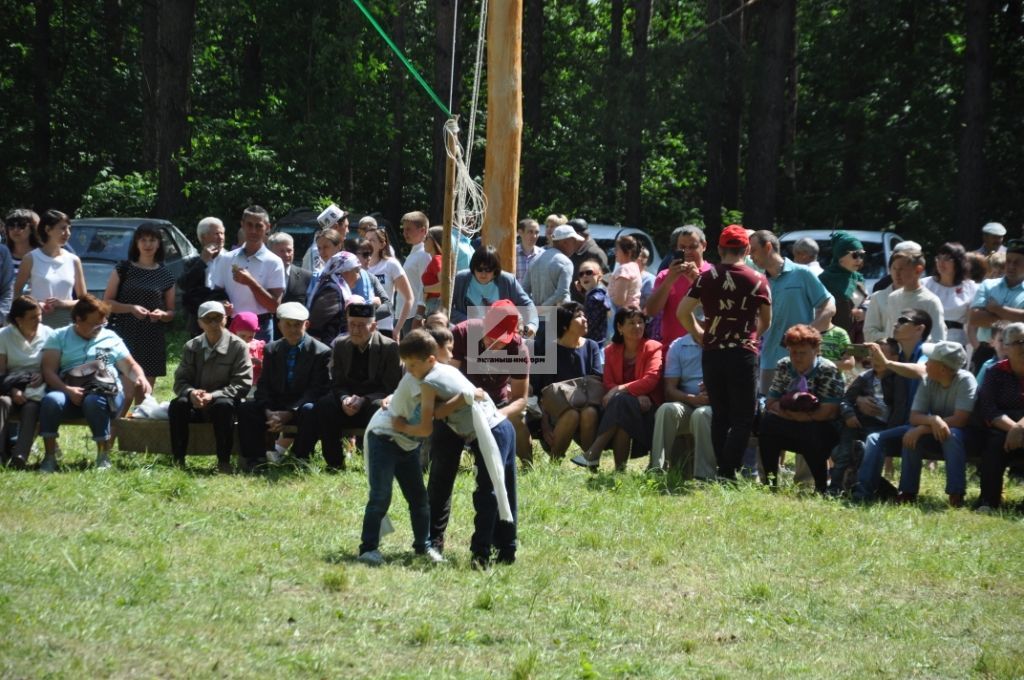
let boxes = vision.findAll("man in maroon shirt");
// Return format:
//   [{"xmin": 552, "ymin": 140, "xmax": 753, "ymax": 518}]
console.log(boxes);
[{"xmin": 677, "ymin": 225, "xmax": 772, "ymax": 478}]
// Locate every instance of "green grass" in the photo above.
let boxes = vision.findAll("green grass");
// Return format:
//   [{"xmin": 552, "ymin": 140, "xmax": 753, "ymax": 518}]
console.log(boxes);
[{"xmin": 1, "ymin": 329, "xmax": 1023, "ymax": 677}]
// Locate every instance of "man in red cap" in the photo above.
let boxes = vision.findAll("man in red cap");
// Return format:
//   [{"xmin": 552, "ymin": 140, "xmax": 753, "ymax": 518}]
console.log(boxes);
[
  {"xmin": 676, "ymin": 225, "xmax": 772, "ymax": 479},
  {"xmin": 426, "ymin": 299, "xmax": 531, "ymax": 555}
]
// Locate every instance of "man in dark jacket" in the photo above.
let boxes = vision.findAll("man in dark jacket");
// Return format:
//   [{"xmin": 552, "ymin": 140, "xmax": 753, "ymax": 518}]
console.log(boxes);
[
  {"xmin": 236, "ymin": 302, "xmax": 331, "ymax": 469},
  {"xmin": 315, "ymin": 300, "xmax": 402, "ymax": 470},
  {"xmin": 177, "ymin": 217, "xmax": 228, "ymax": 336},
  {"xmin": 268, "ymin": 231, "xmax": 313, "ymax": 306}
]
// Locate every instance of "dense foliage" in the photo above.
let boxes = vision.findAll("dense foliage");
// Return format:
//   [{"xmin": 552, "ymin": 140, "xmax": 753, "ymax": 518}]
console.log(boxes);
[{"xmin": 0, "ymin": 0, "xmax": 1020, "ymax": 250}]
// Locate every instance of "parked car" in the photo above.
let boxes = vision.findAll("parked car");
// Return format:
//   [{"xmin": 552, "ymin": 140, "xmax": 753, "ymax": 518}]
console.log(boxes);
[
  {"xmin": 779, "ymin": 229, "xmax": 903, "ymax": 290},
  {"xmin": 274, "ymin": 207, "xmax": 394, "ymax": 262},
  {"xmin": 70, "ymin": 218, "xmax": 198, "ymax": 298},
  {"xmin": 539, "ymin": 223, "xmax": 663, "ymax": 275}
]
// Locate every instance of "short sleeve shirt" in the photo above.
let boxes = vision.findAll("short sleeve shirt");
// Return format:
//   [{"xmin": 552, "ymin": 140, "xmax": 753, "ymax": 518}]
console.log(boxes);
[
  {"xmin": 371, "ymin": 372, "xmax": 423, "ymax": 451},
  {"xmin": 654, "ymin": 261, "xmax": 713, "ymax": 346},
  {"xmin": 44, "ymin": 326, "xmax": 130, "ymax": 376},
  {"xmin": 663, "ymin": 335, "xmax": 703, "ymax": 395},
  {"xmin": 911, "ymin": 369, "xmax": 977, "ymax": 417},
  {"xmin": 687, "ymin": 263, "xmax": 771, "ymax": 353},
  {"xmin": 0, "ymin": 323, "xmax": 54, "ymax": 371},
  {"xmin": 972, "ymin": 277, "xmax": 1024, "ymax": 343},
  {"xmin": 820, "ymin": 325, "xmax": 851, "ymax": 363},
  {"xmin": 767, "ymin": 356, "xmax": 845, "ymax": 403},
  {"xmin": 422, "ymin": 362, "xmax": 504, "ymax": 437},
  {"xmin": 210, "ymin": 245, "xmax": 286, "ymax": 315},
  {"xmin": 760, "ymin": 259, "xmax": 833, "ymax": 369},
  {"xmin": 368, "ymin": 257, "xmax": 408, "ymax": 331}
]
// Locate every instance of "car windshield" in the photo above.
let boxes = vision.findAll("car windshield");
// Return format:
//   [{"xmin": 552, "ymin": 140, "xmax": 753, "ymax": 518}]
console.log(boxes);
[
  {"xmin": 69, "ymin": 226, "xmax": 132, "ymax": 262},
  {"xmin": 784, "ymin": 239, "xmax": 887, "ymax": 282}
]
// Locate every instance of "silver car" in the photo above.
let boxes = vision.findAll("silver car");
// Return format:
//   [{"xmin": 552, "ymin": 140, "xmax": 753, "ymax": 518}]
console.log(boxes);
[{"xmin": 779, "ymin": 229, "xmax": 904, "ymax": 290}]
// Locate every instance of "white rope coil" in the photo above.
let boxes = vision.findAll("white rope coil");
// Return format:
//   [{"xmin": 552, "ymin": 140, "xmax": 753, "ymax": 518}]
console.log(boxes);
[{"xmin": 444, "ymin": 117, "xmax": 486, "ymax": 238}]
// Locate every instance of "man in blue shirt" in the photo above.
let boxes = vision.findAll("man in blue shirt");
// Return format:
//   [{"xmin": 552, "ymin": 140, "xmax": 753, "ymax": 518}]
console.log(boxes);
[
  {"xmin": 649, "ymin": 335, "xmax": 715, "ymax": 478},
  {"xmin": 969, "ymin": 238, "xmax": 1024, "ymax": 371},
  {"xmin": 749, "ymin": 230, "xmax": 835, "ymax": 395}
]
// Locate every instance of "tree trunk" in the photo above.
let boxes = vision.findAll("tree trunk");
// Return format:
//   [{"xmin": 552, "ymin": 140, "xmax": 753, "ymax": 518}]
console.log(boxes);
[
  {"xmin": 154, "ymin": 0, "xmax": 197, "ymax": 219},
  {"xmin": 602, "ymin": 0, "xmax": 624, "ymax": 210},
  {"xmin": 140, "ymin": 0, "xmax": 159, "ymax": 170},
  {"xmin": 721, "ymin": 0, "xmax": 744, "ymax": 213},
  {"xmin": 521, "ymin": 0, "xmax": 545, "ymax": 211},
  {"xmin": 955, "ymin": 0, "xmax": 992, "ymax": 247},
  {"xmin": 386, "ymin": 3, "xmax": 407, "ymax": 226},
  {"xmin": 780, "ymin": 0, "xmax": 798, "ymax": 222},
  {"xmin": 31, "ymin": 0, "xmax": 54, "ymax": 209},
  {"xmin": 624, "ymin": 0, "xmax": 653, "ymax": 226},
  {"xmin": 703, "ymin": 0, "xmax": 726, "ymax": 233},
  {"xmin": 884, "ymin": 1, "xmax": 916, "ymax": 228},
  {"xmin": 431, "ymin": 0, "xmax": 462, "ymax": 224},
  {"xmin": 839, "ymin": 1, "xmax": 866, "ymax": 229},
  {"xmin": 240, "ymin": 37, "xmax": 263, "ymax": 106},
  {"xmin": 743, "ymin": 0, "xmax": 794, "ymax": 231}
]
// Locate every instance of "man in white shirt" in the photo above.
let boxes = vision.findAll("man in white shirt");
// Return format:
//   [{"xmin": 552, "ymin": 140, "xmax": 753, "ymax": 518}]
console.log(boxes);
[
  {"xmin": 880, "ymin": 245, "xmax": 946, "ymax": 342},
  {"xmin": 210, "ymin": 205, "xmax": 286, "ymax": 341},
  {"xmin": 401, "ymin": 211, "xmax": 432, "ymax": 331}
]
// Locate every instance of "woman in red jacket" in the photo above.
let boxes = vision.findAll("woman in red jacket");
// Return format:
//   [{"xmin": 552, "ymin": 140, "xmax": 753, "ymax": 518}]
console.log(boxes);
[{"xmin": 572, "ymin": 306, "xmax": 663, "ymax": 471}]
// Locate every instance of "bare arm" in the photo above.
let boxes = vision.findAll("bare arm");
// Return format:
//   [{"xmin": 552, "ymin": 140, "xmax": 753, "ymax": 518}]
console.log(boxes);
[
  {"xmin": 394, "ymin": 383, "xmax": 437, "ymax": 438},
  {"xmin": 812, "ymin": 297, "xmax": 835, "ymax": 332},
  {"xmin": 676, "ymin": 296, "xmax": 703, "ymax": 345},
  {"xmin": 392, "ymin": 273, "xmax": 415, "ymax": 339},
  {"xmin": 12, "ymin": 253, "xmax": 31, "ymax": 299},
  {"xmin": 756, "ymin": 302, "xmax": 772, "ymax": 338}
]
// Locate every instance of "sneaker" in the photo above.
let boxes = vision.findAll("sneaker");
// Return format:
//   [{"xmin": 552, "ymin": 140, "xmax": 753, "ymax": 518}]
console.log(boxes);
[
  {"xmin": 7, "ymin": 455, "xmax": 26, "ymax": 470},
  {"xmin": 357, "ymin": 550, "xmax": 384, "ymax": 567},
  {"xmin": 266, "ymin": 449, "xmax": 282, "ymax": 464},
  {"xmin": 38, "ymin": 455, "xmax": 57, "ymax": 474},
  {"xmin": 570, "ymin": 454, "xmax": 599, "ymax": 469},
  {"xmin": 420, "ymin": 547, "xmax": 445, "ymax": 564},
  {"xmin": 95, "ymin": 454, "xmax": 112, "ymax": 470},
  {"xmin": 894, "ymin": 491, "xmax": 918, "ymax": 505},
  {"xmin": 470, "ymin": 554, "xmax": 490, "ymax": 571}
]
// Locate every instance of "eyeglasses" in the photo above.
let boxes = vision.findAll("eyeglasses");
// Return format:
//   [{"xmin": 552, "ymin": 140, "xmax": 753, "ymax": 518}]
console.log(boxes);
[
  {"xmin": 579, "ymin": 270, "xmax": 597, "ymax": 277},
  {"xmin": 849, "ymin": 251, "xmax": 866, "ymax": 260}
]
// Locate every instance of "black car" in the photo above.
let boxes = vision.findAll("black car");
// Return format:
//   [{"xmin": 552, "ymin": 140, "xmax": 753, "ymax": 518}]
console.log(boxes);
[{"xmin": 70, "ymin": 218, "xmax": 199, "ymax": 298}]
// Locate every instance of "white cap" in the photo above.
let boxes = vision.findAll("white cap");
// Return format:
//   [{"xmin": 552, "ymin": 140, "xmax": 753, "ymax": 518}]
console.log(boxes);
[
  {"xmin": 551, "ymin": 225, "xmax": 584, "ymax": 242},
  {"xmin": 198, "ymin": 301, "xmax": 226, "ymax": 318},
  {"xmin": 317, "ymin": 204, "xmax": 346, "ymax": 229},
  {"xmin": 982, "ymin": 222, "xmax": 1006, "ymax": 237},
  {"xmin": 276, "ymin": 302, "xmax": 309, "ymax": 321}
]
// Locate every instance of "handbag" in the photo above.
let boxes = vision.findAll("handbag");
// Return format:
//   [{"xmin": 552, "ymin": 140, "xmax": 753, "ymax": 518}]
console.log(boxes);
[
  {"xmin": 541, "ymin": 375, "xmax": 607, "ymax": 421},
  {"xmin": 0, "ymin": 370, "xmax": 39, "ymax": 395},
  {"xmin": 62, "ymin": 359, "xmax": 120, "ymax": 396},
  {"xmin": 779, "ymin": 374, "xmax": 819, "ymax": 412}
]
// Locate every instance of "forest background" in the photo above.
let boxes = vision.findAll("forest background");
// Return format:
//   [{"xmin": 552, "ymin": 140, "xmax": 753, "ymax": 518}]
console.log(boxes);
[{"xmin": 1, "ymin": 0, "xmax": 1021, "ymax": 252}]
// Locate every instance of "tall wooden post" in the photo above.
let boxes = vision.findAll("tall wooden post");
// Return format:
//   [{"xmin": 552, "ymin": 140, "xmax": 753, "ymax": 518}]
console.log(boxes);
[
  {"xmin": 481, "ymin": 0, "xmax": 523, "ymax": 275},
  {"xmin": 441, "ymin": 120, "xmax": 459, "ymax": 316}
]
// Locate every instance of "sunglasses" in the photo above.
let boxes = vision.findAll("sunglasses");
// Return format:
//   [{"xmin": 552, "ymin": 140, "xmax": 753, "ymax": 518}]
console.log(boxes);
[
  {"xmin": 849, "ymin": 251, "xmax": 866, "ymax": 260},
  {"xmin": 579, "ymin": 270, "xmax": 597, "ymax": 276},
  {"xmin": 895, "ymin": 316, "xmax": 920, "ymax": 326},
  {"xmin": 6, "ymin": 221, "xmax": 29, "ymax": 230}
]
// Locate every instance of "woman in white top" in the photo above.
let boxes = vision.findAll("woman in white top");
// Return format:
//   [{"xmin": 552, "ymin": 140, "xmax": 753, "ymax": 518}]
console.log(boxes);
[
  {"xmin": 922, "ymin": 242, "xmax": 978, "ymax": 348},
  {"xmin": 0, "ymin": 296, "xmax": 54, "ymax": 468},
  {"xmin": 13, "ymin": 210, "xmax": 86, "ymax": 329},
  {"xmin": 363, "ymin": 227, "xmax": 413, "ymax": 340}
]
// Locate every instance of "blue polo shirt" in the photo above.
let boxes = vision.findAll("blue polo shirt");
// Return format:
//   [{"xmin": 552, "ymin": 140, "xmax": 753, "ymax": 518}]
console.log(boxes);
[
  {"xmin": 761, "ymin": 258, "xmax": 833, "ymax": 370},
  {"xmin": 971, "ymin": 276, "xmax": 1024, "ymax": 343},
  {"xmin": 664, "ymin": 335, "xmax": 703, "ymax": 395}
]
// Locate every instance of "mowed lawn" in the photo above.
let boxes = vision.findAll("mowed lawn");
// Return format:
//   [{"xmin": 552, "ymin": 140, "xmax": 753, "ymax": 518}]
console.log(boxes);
[{"xmin": 2, "ymin": 334, "xmax": 1023, "ymax": 678}]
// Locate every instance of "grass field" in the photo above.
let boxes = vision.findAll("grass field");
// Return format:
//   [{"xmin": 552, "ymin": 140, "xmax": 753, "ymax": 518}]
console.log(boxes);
[{"xmin": 1, "ymin": 332, "xmax": 1023, "ymax": 678}]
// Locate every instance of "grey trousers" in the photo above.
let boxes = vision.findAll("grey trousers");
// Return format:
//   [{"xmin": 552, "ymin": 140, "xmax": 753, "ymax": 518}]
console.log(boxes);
[{"xmin": 650, "ymin": 402, "xmax": 717, "ymax": 479}]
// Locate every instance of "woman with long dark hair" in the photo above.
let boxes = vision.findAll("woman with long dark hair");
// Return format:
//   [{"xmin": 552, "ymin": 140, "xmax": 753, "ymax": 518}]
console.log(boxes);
[
  {"xmin": 103, "ymin": 223, "xmax": 176, "ymax": 390},
  {"xmin": 12, "ymin": 210, "xmax": 86, "ymax": 328},
  {"xmin": 922, "ymin": 242, "xmax": 977, "ymax": 349}
]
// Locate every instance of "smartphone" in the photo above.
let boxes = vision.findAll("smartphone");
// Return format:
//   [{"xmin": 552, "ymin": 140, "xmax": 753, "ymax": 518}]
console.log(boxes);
[
  {"xmin": 847, "ymin": 344, "xmax": 872, "ymax": 359},
  {"xmin": 673, "ymin": 250, "xmax": 686, "ymax": 263}
]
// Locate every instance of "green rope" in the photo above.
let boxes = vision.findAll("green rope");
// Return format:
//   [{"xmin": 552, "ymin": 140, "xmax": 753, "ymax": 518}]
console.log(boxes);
[{"xmin": 350, "ymin": 0, "xmax": 452, "ymax": 117}]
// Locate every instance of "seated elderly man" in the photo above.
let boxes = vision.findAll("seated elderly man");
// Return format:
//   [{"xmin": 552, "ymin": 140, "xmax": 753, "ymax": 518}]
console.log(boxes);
[
  {"xmin": 315, "ymin": 299, "xmax": 402, "ymax": 470},
  {"xmin": 858, "ymin": 340, "xmax": 976, "ymax": 506},
  {"xmin": 649, "ymin": 333, "xmax": 715, "ymax": 478},
  {"xmin": 974, "ymin": 321, "xmax": 1024, "ymax": 511},
  {"xmin": 236, "ymin": 302, "xmax": 331, "ymax": 470}
]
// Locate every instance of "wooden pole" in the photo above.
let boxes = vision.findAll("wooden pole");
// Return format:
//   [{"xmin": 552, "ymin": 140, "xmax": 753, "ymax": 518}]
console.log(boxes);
[
  {"xmin": 481, "ymin": 0, "xmax": 523, "ymax": 275},
  {"xmin": 441, "ymin": 120, "xmax": 459, "ymax": 316}
]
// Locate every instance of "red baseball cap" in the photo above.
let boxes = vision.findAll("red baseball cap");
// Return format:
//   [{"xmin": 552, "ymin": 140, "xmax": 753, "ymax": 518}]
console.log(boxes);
[
  {"xmin": 719, "ymin": 224, "xmax": 749, "ymax": 248},
  {"xmin": 483, "ymin": 300, "xmax": 520, "ymax": 344}
]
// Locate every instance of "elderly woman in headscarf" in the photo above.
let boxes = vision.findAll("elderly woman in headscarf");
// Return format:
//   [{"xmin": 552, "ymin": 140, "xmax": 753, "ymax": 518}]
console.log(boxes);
[
  {"xmin": 307, "ymin": 251, "xmax": 359, "ymax": 344},
  {"xmin": 819, "ymin": 231, "xmax": 869, "ymax": 341}
]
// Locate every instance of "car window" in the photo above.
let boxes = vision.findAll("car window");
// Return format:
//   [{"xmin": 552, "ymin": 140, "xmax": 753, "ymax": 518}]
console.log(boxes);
[
  {"xmin": 159, "ymin": 228, "xmax": 181, "ymax": 261},
  {"xmin": 68, "ymin": 226, "xmax": 131, "ymax": 262}
]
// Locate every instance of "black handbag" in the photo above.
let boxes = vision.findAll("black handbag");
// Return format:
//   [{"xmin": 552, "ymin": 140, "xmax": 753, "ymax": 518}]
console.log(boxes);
[{"xmin": 62, "ymin": 360, "xmax": 119, "ymax": 396}]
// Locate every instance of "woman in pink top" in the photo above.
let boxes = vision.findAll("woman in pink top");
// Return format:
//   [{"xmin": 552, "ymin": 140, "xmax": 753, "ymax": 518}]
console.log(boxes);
[{"xmin": 608, "ymin": 234, "xmax": 642, "ymax": 310}]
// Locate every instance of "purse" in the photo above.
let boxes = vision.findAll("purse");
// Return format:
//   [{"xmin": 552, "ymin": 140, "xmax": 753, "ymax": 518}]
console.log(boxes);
[
  {"xmin": 62, "ymin": 359, "xmax": 120, "ymax": 396},
  {"xmin": 779, "ymin": 374, "xmax": 819, "ymax": 412},
  {"xmin": 541, "ymin": 375, "xmax": 607, "ymax": 421},
  {"xmin": 0, "ymin": 370, "xmax": 39, "ymax": 395}
]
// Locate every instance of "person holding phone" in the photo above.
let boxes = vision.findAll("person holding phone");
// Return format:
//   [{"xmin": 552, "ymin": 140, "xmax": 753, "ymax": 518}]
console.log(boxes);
[{"xmin": 644, "ymin": 225, "xmax": 712, "ymax": 348}]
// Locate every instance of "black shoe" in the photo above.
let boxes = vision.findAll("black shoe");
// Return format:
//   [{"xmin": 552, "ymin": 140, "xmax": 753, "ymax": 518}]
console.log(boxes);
[
  {"xmin": 471, "ymin": 554, "xmax": 490, "ymax": 571},
  {"xmin": 7, "ymin": 455, "xmax": 26, "ymax": 470},
  {"xmin": 495, "ymin": 551, "xmax": 516, "ymax": 565}
]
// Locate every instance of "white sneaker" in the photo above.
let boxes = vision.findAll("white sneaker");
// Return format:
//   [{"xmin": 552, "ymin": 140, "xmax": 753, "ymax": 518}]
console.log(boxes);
[
  {"xmin": 267, "ymin": 449, "xmax": 282, "ymax": 464},
  {"xmin": 357, "ymin": 550, "xmax": 384, "ymax": 567},
  {"xmin": 95, "ymin": 453, "xmax": 112, "ymax": 470},
  {"xmin": 421, "ymin": 547, "xmax": 446, "ymax": 564}
]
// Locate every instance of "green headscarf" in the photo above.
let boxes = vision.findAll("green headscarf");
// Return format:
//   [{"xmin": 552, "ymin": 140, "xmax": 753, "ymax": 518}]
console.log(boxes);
[{"xmin": 818, "ymin": 231, "xmax": 865, "ymax": 300}]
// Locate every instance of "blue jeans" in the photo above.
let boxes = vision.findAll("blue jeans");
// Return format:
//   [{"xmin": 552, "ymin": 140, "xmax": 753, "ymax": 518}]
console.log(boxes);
[
  {"xmin": 40, "ymin": 390, "xmax": 124, "ymax": 442},
  {"xmin": 900, "ymin": 429, "xmax": 967, "ymax": 495},
  {"xmin": 855, "ymin": 425, "xmax": 911, "ymax": 500},
  {"xmin": 470, "ymin": 419, "xmax": 518, "ymax": 562},
  {"xmin": 359, "ymin": 432, "xmax": 430, "ymax": 554}
]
